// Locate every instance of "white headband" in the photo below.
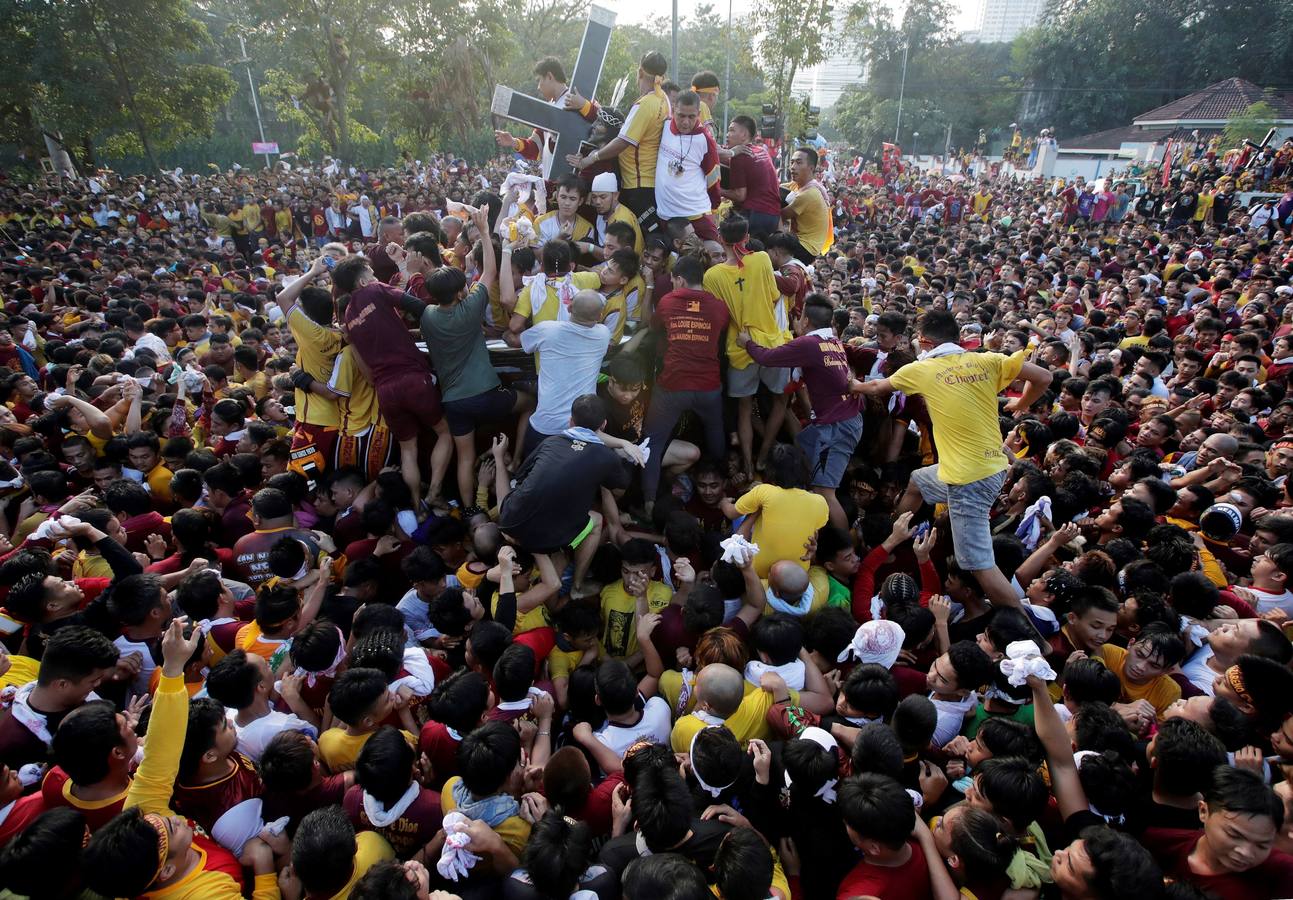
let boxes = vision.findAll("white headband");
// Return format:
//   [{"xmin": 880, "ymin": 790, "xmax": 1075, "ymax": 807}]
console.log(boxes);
[
  {"xmin": 784, "ymin": 726, "xmax": 839, "ymax": 803},
  {"xmin": 688, "ymin": 726, "xmax": 736, "ymax": 798}
]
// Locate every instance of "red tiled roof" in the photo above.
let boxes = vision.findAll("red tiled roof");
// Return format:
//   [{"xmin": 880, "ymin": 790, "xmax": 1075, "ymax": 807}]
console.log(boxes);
[{"xmin": 1133, "ymin": 78, "xmax": 1293, "ymax": 124}]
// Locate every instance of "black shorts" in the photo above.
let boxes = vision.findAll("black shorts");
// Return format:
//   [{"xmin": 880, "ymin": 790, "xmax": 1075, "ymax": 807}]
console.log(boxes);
[
  {"xmin": 790, "ymin": 238, "xmax": 817, "ymax": 267},
  {"xmin": 442, "ymin": 386, "xmax": 516, "ymax": 437},
  {"xmin": 620, "ymin": 188, "xmax": 660, "ymax": 234}
]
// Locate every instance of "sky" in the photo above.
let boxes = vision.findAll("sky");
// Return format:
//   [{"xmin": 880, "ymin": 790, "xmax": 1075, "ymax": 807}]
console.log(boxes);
[{"xmin": 601, "ymin": 0, "xmax": 981, "ymax": 36}]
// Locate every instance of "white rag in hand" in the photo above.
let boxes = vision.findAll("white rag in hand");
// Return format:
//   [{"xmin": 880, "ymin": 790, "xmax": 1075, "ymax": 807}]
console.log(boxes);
[
  {"xmin": 997, "ymin": 640, "xmax": 1056, "ymax": 687},
  {"xmin": 437, "ymin": 811, "xmax": 481, "ymax": 882},
  {"xmin": 719, "ymin": 534, "xmax": 759, "ymax": 566},
  {"xmin": 1014, "ymin": 496, "xmax": 1053, "ymax": 551}
]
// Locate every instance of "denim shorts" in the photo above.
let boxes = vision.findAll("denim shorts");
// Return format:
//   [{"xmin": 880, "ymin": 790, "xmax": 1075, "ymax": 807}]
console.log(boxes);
[
  {"xmin": 797, "ymin": 415, "xmax": 864, "ymax": 489},
  {"xmin": 726, "ymin": 362, "xmax": 790, "ymax": 398},
  {"xmin": 910, "ymin": 465, "xmax": 1007, "ymax": 571}
]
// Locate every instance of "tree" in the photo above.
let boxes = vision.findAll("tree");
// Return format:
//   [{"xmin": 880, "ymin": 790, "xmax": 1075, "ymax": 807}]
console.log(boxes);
[
  {"xmin": 0, "ymin": 0, "xmax": 235, "ymax": 169},
  {"xmin": 751, "ymin": 0, "xmax": 836, "ymax": 145},
  {"xmin": 1223, "ymin": 100, "xmax": 1281, "ymax": 148}
]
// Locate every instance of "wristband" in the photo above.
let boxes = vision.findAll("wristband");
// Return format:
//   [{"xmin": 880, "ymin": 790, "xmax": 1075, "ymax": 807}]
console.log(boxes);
[
  {"xmin": 513, "ymin": 137, "xmax": 524, "ymax": 152},
  {"xmin": 579, "ymin": 100, "xmax": 593, "ymax": 118}
]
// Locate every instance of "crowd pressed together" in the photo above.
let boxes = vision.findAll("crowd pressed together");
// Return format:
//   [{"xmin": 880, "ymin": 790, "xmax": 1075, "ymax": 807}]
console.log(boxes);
[{"xmin": 1, "ymin": 46, "xmax": 1293, "ymax": 900}]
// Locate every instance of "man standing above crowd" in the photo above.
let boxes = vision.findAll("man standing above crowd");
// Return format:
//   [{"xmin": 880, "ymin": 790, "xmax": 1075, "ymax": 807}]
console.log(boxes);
[
  {"xmin": 720, "ymin": 116, "xmax": 782, "ymax": 238},
  {"xmin": 781, "ymin": 147, "xmax": 832, "ymax": 264},
  {"xmin": 653, "ymin": 91, "xmax": 722, "ymax": 244},
  {"xmin": 570, "ymin": 51, "xmax": 671, "ymax": 231},
  {"xmin": 495, "ymin": 56, "xmax": 602, "ymax": 177}
]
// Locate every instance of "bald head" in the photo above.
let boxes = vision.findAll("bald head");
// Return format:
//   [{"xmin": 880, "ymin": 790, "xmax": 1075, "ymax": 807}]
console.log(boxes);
[
  {"xmin": 769, "ymin": 560, "xmax": 809, "ymax": 601},
  {"xmin": 696, "ymin": 663, "xmax": 744, "ymax": 718},
  {"xmin": 571, "ymin": 289, "xmax": 605, "ymax": 324}
]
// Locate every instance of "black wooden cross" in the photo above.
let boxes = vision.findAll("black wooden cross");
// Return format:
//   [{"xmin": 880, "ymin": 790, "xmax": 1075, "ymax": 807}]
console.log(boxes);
[{"xmin": 490, "ymin": 5, "xmax": 616, "ymax": 180}]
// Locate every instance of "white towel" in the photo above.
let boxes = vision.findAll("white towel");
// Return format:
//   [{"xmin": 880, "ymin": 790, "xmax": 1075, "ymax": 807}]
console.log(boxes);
[
  {"xmin": 719, "ymin": 534, "xmax": 759, "ymax": 566},
  {"xmin": 745, "ymin": 659, "xmax": 806, "ymax": 692},
  {"xmin": 998, "ymin": 640, "xmax": 1056, "ymax": 687},
  {"xmin": 438, "ymin": 811, "xmax": 481, "ymax": 881},
  {"xmin": 1015, "ymin": 496, "xmax": 1053, "ymax": 551}
]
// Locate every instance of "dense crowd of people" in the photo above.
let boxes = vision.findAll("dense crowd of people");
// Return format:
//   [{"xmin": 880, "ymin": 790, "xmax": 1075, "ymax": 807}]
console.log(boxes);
[{"xmin": 0, "ymin": 46, "xmax": 1292, "ymax": 900}]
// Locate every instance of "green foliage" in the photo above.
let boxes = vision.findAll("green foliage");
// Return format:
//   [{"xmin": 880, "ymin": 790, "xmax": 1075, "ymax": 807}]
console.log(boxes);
[
  {"xmin": 0, "ymin": 0, "xmax": 236, "ymax": 169},
  {"xmin": 1222, "ymin": 100, "xmax": 1281, "ymax": 148}
]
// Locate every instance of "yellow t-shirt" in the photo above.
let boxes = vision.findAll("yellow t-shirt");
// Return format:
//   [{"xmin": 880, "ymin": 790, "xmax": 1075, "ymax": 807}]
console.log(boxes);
[
  {"xmin": 146, "ymin": 464, "xmax": 175, "ymax": 504},
  {"xmin": 493, "ymin": 582, "xmax": 550, "ymax": 634},
  {"xmin": 1118, "ymin": 334, "xmax": 1150, "ymax": 350},
  {"xmin": 548, "ymin": 644, "xmax": 596, "ymax": 681},
  {"xmin": 329, "ymin": 346, "xmax": 383, "ymax": 437},
  {"xmin": 1098, "ymin": 644, "xmax": 1181, "ymax": 717},
  {"xmin": 599, "ymin": 580, "xmax": 672, "ymax": 659},
  {"xmin": 534, "ymin": 210, "xmax": 594, "ymax": 245},
  {"xmin": 318, "ymin": 727, "xmax": 417, "ymax": 773},
  {"xmin": 888, "ymin": 350, "xmax": 1025, "ymax": 485},
  {"xmin": 441, "ymin": 776, "xmax": 532, "ymax": 857},
  {"xmin": 670, "ymin": 684, "xmax": 798, "ymax": 750},
  {"xmin": 602, "ymin": 204, "xmax": 645, "ymax": 253},
  {"xmin": 703, "ymin": 251, "xmax": 790, "ymax": 369},
  {"xmin": 287, "ymin": 305, "xmax": 342, "ymax": 428},
  {"xmin": 514, "ymin": 271, "xmax": 603, "ymax": 323},
  {"xmin": 236, "ymin": 370, "xmax": 271, "ymax": 401},
  {"xmin": 734, "ymin": 484, "xmax": 829, "ymax": 578},
  {"xmin": 327, "ymin": 831, "xmax": 395, "ymax": 899},
  {"xmin": 618, "ymin": 87, "xmax": 671, "ymax": 189},
  {"xmin": 782, "ymin": 181, "xmax": 831, "ymax": 257}
]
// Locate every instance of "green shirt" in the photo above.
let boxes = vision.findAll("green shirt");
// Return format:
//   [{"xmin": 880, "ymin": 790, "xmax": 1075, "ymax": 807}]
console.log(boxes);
[
  {"xmin": 961, "ymin": 701, "xmax": 1034, "ymax": 739},
  {"xmin": 420, "ymin": 283, "xmax": 500, "ymax": 403}
]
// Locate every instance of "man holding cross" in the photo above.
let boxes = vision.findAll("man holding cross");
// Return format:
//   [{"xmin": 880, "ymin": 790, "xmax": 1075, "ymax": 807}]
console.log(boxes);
[
  {"xmin": 570, "ymin": 50, "xmax": 671, "ymax": 234},
  {"xmin": 495, "ymin": 57, "xmax": 603, "ymax": 178}
]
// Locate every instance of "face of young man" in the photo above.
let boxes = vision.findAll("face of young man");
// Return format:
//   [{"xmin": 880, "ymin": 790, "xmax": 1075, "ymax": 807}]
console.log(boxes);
[
  {"xmin": 726, "ymin": 120, "xmax": 750, "ymax": 148},
  {"xmin": 556, "ymin": 187, "xmax": 582, "ymax": 218},
  {"xmin": 590, "ymin": 192, "xmax": 615, "ymax": 216}
]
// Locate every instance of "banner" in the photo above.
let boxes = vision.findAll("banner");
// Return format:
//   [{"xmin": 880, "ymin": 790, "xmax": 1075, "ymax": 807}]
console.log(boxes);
[{"xmin": 251, "ymin": 141, "xmax": 279, "ymax": 155}]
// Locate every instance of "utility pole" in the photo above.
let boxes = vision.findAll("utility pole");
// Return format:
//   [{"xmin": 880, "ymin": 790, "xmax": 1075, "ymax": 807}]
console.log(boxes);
[
  {"xmin": 235, "ymin": 33, "xmax": 272, "ymax": 169},
  {"xmin": 893, "ymin": 32, "xmax": 910, "ymax": 145},
  {"xmin": 722, "ymin": 0, "xmax": 732, "ymax": 133},
  {"xmin": 671, "ymin": 0, "xmax": 679, "ymax": 81},
  {"xmin": 944, "ymin": 121, "xmax": 952, "ymax": 174}
]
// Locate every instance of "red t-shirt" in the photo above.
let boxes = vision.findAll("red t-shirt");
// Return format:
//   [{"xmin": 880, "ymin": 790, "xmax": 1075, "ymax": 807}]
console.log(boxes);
[
  {"xmin": 836, "ymin": 840, "xmax": 933, "ymax": 900},
  {"xmin": 40, "ymin": 765, "xmax": 127, "ymax": 832},
  {"xmin": 418, "ymin": 721, "xmax": 462, "ymax": 790},
  {"xmin": 728, "ymin": 145, "xmax": 783, "ymax": 217},
  {"xmin": 653, "ymin": 288, "xmax": 730, "ymax": 392}
]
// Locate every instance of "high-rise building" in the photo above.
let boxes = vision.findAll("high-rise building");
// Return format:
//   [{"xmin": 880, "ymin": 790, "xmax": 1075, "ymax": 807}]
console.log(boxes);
[
  {"xmin": 790, "ymin": 8, "xmax": 867, "ymax": 108},
  {"xmin": 971, "ymin": 0, "xmax": 1047, "ymax": 43}
]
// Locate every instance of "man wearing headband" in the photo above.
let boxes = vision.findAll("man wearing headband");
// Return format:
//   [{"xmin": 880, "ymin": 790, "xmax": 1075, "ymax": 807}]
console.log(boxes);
[{"xmin": 81, "ymin": 618, "xmax": 282, "ymax": 898}]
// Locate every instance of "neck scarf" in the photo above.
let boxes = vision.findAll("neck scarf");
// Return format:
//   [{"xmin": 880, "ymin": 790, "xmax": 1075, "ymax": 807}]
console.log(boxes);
[
  {"xmin": 764, "ymin": 582, "xmax": 815, "ymax": 617},
  {"xmin": 495, "ymin": 686, "xmax": 550, "ymax": 713},
  {"xmin": 451, "ymin": 778, "xmax": 519, "ymax": 827},
  {"xmin": 363, "ymin": 781, "xmax": 421, "ymax": 827},
  {"xmin": 562, "ymin": 426, "xmax": 605, "ymax": 445}
]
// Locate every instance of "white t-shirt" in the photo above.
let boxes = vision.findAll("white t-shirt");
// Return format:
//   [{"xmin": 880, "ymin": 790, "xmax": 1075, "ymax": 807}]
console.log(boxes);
[
  {"xmin": 112, "ymin": 636, "xmax": 156, "ymax": 698},
  {"xmin": 520, "ymin": 320, "xmax": 610, "ymax": 436},
  {"xmin": 229, "ymin": 709, "xmax": 317, "ymax": 762},
  {"xmin": 1180, "ymin": 646, "xmax": 1217, "ymax": 696},
  {"xmin": 654, "ymin": 123, "xmax": 714, "ymax": 220},
  {"xmin": 595, "ymin": 696, "xmax": 672, "ymax": 758}
]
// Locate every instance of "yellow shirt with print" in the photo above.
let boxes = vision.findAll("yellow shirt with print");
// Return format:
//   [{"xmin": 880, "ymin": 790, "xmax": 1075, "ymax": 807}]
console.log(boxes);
[
  {"xmin": 493, "ymin": 584, "xmax": 550, "ymax": 635},
  {"xmin": 888, "ymin": 350, "xmax": 1025, "ymax": 485},
  {"xmin": 287, "ymin": 304, "xmax": 342, "ymax": 428},
  {"xmin": 1118, "ymin": 334, "xmax": 1150, "ymax": 350},
  {"xmin": 782, "ymin": 181, "xmax": 832, "ymax": 256},
  {"xmin": 703, "ymin": 251, "xmax": 789, "ymax": 369},
  {"xmin": 599, "ymin": 580, "xmax": 672, "ymax": 660},
  {"xmin": 534, "ymin": 210, "xmax": 594, "ymax": 245},
  {"xmin": 514, "ymin": 271, "xmax": 603, "ymax": 323},
  {"xmin": 618, "ymin": 87, "xmax": 670, "ymax": 189},
  {"xmin": 318, "ymin": 727, "xmax": 416, "ymax": 773},
  {"xmin": 1098, "ymin": 643, "xmax": 1180, "ymax": 717}
]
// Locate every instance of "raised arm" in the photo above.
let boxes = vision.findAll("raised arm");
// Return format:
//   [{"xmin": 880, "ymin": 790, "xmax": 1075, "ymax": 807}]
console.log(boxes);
[
  {"xmin": 274, "ymin": 256, "xmax": 328, "ymax": 318},
  {"xmin": 1028, "ymin": 673, "xmax": 1088, "ymax": 820}
]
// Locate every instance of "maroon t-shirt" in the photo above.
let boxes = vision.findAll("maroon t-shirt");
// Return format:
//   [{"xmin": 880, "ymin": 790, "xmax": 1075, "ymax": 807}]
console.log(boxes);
[
  {"xmin": 418, "ymin": 720, "xmax": 461, "ymax": 790},
  {"xmin": 653, "ymin": 288, "xmax": 730, "ymax": 392},
  {"xmin": 173, "ymin": 752, "xmax": 263, "ymax": 833},
  {"xmin": 836, "ymin": 840, "xmax": 933, "ymax": 900},
  {"xmin": 728, "ymin": 145, "xmax": 782, "ymax": 217},
  {"xmin": 262, "ymin": 772, "xmax": 348, "ymax": 830},
  {"xmin": 341, "ymin": 282, "xmax": 426, "ymax": 385},
  {"xmin": 1141, "ymin": 828, "xmax": 1293, "ymax": 900},
  {"xmin": 343, "ymin": 783, "xmax": 442, "ymax": 859}
]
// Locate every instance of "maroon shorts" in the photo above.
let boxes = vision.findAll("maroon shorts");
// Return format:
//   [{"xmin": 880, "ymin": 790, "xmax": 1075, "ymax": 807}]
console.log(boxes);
[{"xmin": 378, "ymin": 370, "xmax": 443, "ymax": 442}]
